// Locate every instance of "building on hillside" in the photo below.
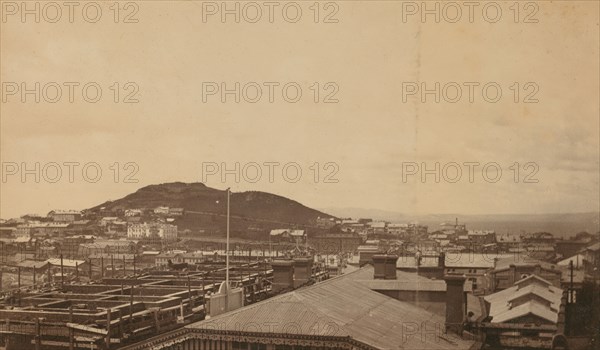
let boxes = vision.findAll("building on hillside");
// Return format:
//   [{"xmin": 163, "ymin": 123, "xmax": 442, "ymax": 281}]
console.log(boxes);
[
  {"xmin": 99, "ymin": 217, "xmax": 119, "ymax": 226},
  {"xmin": 481, "ymin": 274, "xmax": 567, "ymax": 349},
  {"xmin": 169, "ymin": 207, "xmax": 184, "ymax": 216},
  {"xmin": 18, "ymin": 222, "xmax": 71, "ymax": 237},
  {"xmin": 48, "ymin": 210, "xmax": 82, "ymax": 222},
  {"xmin": 269, "ymin": 229, "xmax": 306, "ymax": 243},
  {"xmin": 125, "ymin": 209, "xmax": 143, "ymax": 217},
  {"xmin": 154, "ymin": 206, "xmax": 170, "ymax": 215},
  {"xmin": 127, "ymin": 222, "xmax": 178, "ymax": 241}
]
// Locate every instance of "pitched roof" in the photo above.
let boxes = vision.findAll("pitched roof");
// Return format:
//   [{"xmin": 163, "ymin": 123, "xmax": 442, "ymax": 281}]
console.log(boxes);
[
  {"xmin": 47, "ymin": 258, "xmax": 85, "ymax": 267},
  {"xmin": 269, "ymin": 229, "xmax": 305, "ymax": 237},
  {"xmin": 491, "ymin": 300, "xmax": 559, "ymax": 324},
  {"xmin": 188, "ymin": 269, "xmax": 474, "ymax": 350},
  {"xmin": 557, "ymin": 254, "xmax": 584, "ymax": 267},
  {"xmin": 585, "ymin": 242, "xmax": 600, "ymax": 252},
  {"xmin": 15, "ymin": 260, "xmax": 49, "ymax": 269},
  {"xmin": 484, "ymin": 274, "xmax": 563, "ymax": 325}
]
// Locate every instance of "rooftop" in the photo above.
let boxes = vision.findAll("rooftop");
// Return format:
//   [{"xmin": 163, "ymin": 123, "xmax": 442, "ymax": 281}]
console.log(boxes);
[
  {"xmin": 269, "ymin": 229, "xmax": 305, "ymax": 237},
  {"xmin": 493, "ymin": 256, "xmax": 558, "ymax": 272},
  {"xmin": 188, "ymin": 268, "xmax": 474, "ymax": 350},
  {"xmin": 484, "ymin": 274, "xmax": 563, "ymax": 325}
]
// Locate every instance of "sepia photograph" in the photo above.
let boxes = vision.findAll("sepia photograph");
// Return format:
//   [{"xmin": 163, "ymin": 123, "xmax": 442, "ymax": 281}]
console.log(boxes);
[{"xmin": 0, "ymin": 1, "xmax": 599, "ymax": 350}]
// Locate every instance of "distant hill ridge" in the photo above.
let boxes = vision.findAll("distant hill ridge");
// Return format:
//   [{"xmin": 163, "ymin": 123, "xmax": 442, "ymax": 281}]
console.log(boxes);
[{"xmin": 89, "ymin": 182, "xmax": 335, "ymax": 227}]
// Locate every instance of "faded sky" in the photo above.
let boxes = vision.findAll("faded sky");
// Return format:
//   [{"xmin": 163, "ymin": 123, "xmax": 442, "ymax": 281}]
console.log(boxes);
[{"xmin": 1, "ymin": 1, "xmax": 598, "ymax": 218}]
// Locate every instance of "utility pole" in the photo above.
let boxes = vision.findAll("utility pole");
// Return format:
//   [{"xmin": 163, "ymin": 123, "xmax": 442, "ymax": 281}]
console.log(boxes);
[
  {"xmin": 60, "ymin": 254, "xmax": 64, "ymax": 288},
  {"xmin": 569, "ymin": 260, "xmax": 574, "ymax": 303},
  {"xmin": 226, "ymin": 188, "xmax": 230, "ymax": 287}
]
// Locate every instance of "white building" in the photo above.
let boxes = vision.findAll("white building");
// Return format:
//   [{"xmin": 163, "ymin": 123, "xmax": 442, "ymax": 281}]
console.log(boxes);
[
  {"xmin": 127, "ymin": 222, "xmax": 178, "ymax": 241},
  {"xmin": 125, "ymin": 209, "xmax": 143, "ymax": 217},
  {"xmin": 154, "ymin": 206, "xmax": 170, "ymax": 215}
]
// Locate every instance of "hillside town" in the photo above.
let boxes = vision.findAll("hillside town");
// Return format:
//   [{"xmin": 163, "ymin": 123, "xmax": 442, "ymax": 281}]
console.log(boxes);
[{"xmin": 0, "ymin": 200, "xmax": 599, "ymax": 350}]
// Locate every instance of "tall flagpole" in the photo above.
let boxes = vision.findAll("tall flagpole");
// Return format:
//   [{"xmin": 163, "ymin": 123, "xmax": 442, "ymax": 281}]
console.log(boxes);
[{"xmin": 226, "ymin": 188, "xmax": 230, "ymax": 288}]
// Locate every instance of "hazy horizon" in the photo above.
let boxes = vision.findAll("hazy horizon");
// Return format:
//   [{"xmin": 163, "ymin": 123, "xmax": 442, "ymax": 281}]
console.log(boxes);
[{"xmin": 1, "ymin": 180, "xmax": 599, "ymax": 220}]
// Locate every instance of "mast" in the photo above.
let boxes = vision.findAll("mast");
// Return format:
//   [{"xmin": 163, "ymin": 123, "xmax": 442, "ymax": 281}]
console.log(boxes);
[{"xmin": 226, "ymin": 187, "xmax": 230, "ymax": 287}]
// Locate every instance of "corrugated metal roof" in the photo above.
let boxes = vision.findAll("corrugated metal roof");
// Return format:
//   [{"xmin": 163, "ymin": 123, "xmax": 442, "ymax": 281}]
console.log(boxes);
[
  {"xmin": 189, "ymin": 268, "xmax": 474, "ymax": 350},
  {"xmin": 346, "ymin": 265, "xmax": 447, "ymax": 292}
]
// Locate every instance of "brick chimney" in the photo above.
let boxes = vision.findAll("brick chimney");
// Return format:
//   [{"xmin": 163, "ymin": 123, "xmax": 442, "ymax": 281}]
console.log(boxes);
[
  {"xmin": 373, "ymin": 254, "xmax": 399, "ymax": 280},
  {"xmin": 293, "ymin": 257, "xmax": 313, "ymax": 288},
  {"xmin": 444, "ymin": 275, "xmax": 466, "ymax": 334},
  {"xmin": 271, "ymin": 260, "xmax": 294, "ymax": 292}
]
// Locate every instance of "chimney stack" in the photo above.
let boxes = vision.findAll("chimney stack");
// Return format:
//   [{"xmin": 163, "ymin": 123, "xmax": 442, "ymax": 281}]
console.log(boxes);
[
  {"xmin": 444, "ymin": 275, "xmax": 467, "ymax": 335},
  {"xmin": 293, "ymin": 257, "xmax": 313, "ymax": 288},
  {"xmin": 271, "ymin": 260, "xmax": 294, "ymax": 292},
  {"xmin": 373, "ymin": 254, "xmax": 399, "ymax": 280}
]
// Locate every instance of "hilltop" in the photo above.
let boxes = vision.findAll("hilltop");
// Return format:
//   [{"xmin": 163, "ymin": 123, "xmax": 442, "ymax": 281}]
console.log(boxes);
[{"xmin": 87, "ymin": 182, "xmax": 335, "ymax": 237}]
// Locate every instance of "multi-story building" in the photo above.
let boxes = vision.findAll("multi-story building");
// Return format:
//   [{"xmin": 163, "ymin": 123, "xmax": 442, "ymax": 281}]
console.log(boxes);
[
  {"xmin": 47, "ymin": 210, "xmax": 82, "ymax": 222},
  {"xmin": 466, "ymin": 230, "xmax": 496, "ymax": 245},
  {"xmin": 127, "ymin": 222, "xmax": 178, "ymax": 241},
  {"xmin": 368, "ymin": 221, "xmax": 387, "ymax": 234},
  {"xmin": 169, "ymin": 207, "xmax": 184, "ymax": 216},
  {"xmin": 387, "ymin": 223, "xmax": 408, "ymax": 235},
  {"xmin": 17, "ymin": 222, "xmax": 71, "ymax": 237},
  {"xmin": 488, "ymin": 257, "xmax": 562, "ymax": 291},
  {"xmin": 99, "ymin": 217, "xmax": 119, "ymax": 226},
  {"xmin": 310, "ymin": 232, "xmax": 362, "ymax": 253},
  {"xmin": 154, "ymin": 206, "xmax": 170, "ymax": 215}
]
